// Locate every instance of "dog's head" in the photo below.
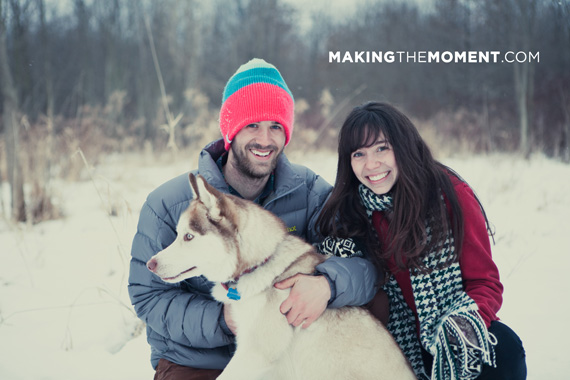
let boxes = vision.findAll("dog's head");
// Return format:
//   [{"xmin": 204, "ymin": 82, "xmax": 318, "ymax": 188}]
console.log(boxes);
[{"xmin": 146, "ymin": 174, "xmax": 242, "ymax": 283}]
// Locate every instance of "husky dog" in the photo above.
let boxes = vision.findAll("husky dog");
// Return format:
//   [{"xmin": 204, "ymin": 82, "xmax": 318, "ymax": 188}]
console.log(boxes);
[{"xmin": 147, "ymin": 174, "xmax": 416, "ymax": 380}]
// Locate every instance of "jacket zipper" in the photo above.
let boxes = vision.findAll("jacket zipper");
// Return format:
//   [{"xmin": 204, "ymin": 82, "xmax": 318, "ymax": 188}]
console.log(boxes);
[{"xmin": 263, "ymin": 181, "xmax": 305, "ymax": 209}]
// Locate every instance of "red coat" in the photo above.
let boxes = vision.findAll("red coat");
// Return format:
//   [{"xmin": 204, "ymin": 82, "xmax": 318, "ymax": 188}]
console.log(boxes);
[{"xmin": 372, "ymin": 176, "xmax": 503, "ymax": 328}]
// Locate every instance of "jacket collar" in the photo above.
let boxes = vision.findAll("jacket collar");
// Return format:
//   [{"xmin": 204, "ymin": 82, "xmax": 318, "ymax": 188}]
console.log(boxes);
[{"xmin": 197, "ymin": 139, "xmax": 305, "ymax": 200}]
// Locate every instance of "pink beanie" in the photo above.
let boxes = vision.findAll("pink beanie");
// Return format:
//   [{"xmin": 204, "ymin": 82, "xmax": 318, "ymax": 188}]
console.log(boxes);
[{"xmin": 220, "ymin": 58, "xmax": 295, "ymax": 150}]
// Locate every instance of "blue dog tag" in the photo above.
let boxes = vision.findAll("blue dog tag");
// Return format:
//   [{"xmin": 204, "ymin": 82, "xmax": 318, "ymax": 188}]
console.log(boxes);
[{"xmin": 227, "ymin": 287, "xmax": 241, "ymax": 300}]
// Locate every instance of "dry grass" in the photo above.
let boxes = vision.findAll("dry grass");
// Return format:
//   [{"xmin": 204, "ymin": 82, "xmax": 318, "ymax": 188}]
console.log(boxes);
[{"xmin": 0, "ymin": 96, "xmax": 560, "ymax": 225}]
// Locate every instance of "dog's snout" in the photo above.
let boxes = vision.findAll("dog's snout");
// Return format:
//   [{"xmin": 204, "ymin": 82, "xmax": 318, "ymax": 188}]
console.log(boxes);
[{"xmin": 147, "ymin": 258, "xmax": 158, "ymax": 272}]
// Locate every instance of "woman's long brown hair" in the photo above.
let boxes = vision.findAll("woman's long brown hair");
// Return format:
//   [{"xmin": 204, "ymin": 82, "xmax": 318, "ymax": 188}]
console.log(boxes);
[{"xmin": 316, "ymin": 102, "xmax": 492, "ymax": 275}]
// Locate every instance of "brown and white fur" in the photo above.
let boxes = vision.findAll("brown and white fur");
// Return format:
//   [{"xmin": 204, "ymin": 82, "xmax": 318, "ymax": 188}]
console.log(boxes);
[{"xmin": 147, "ymin": 174, "xmax": 416, "ymax": 380}]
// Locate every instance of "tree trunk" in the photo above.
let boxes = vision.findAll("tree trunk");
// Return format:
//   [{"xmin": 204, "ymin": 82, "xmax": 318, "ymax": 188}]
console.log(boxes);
[
  {"xmin": 39, "ymin": 0, "xmax": 55, "ymax": 180},
  {"xmin": 512, "ymin": 0, "xmax": 536, "ymax": 159},
  {"xmin": 561, "ymin": 87, "xmax": 570, "ymax": 163},
  {"xmin": 0, "ymin": 2, "xmax": 26, "ymax": 222},
  {"xmin": 514, "ymin": 60, "xmax": 530, "ymax": 157},
  {"xmin": 482, "ymin": 87, "xmax": 494, "ymax": 152}
]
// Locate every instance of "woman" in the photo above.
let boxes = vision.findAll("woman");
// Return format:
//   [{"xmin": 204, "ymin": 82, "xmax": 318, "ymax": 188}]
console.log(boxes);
[{"xmin": 316, "ymin": 102, "xmax": 526, "ymax": 380}]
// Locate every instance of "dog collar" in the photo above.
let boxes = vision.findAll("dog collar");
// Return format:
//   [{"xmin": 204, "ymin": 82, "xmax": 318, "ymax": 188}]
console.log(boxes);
[{"xmin": 221, "ymin": 257, "xmax": 271, "ymax": 300}]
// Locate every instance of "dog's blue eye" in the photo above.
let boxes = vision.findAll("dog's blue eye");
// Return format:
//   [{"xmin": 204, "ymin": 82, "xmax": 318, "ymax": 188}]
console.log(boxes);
[{"xmin": 184, "ymin": 233, "xmax": 194, "ymax": 242}]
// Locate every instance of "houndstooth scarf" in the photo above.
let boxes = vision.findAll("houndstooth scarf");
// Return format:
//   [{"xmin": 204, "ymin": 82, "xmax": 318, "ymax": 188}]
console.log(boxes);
[{"xmin": 319, "ymin": 184, "xmax": 496, "ymax": 380}]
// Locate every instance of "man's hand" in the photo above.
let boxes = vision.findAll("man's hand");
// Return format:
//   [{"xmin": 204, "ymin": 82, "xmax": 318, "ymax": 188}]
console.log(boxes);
[
  {"xmin": 274, "ymin": 274, "xmax": 331, "ymax": 329},
  {"xmin": 223, "ymin": 304, "xmax": 238, "ymax": 335}
]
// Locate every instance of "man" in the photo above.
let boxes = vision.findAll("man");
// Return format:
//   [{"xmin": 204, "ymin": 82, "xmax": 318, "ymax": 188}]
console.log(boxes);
[{"xmin": 128, "ymin": 58, "xmax": 378, "ymax": 380}]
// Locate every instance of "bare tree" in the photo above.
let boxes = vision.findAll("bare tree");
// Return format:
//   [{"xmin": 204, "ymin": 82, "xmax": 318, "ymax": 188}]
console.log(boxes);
[
  {"xmin": 561, "ymin": 87, "xmax": 570, "ymax": 163},
  {"xmin": 38, "ymin": 0, "xmax": 55, "ymax": 176},
  {"xmin": 0, "ymin": 0, "xmax": 26, "ymax": 221},
  {"xmin": 144, "ymin": 8, "xmax": 181, "ymax": 154},
  {"xmin": 508, "ymin": 0, "xmax": 538, "ymax": 157}
]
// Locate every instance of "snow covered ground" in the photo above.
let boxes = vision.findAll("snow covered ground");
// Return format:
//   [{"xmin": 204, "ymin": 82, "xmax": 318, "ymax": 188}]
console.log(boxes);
[{"xmin": 0, "ymin": 149, "xmax": 568, "ymax": 379}]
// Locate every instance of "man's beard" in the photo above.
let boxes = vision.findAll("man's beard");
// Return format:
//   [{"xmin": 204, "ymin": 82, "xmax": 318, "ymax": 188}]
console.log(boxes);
[{"xmin": 231, "ymin": 142, "xmax": 282, "ymax": 180}]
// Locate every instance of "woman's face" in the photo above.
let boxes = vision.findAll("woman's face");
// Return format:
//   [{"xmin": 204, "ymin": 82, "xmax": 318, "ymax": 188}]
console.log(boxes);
[{"xmin": 350, "ymin": 132, "xmax": 398, "ymax": 195}]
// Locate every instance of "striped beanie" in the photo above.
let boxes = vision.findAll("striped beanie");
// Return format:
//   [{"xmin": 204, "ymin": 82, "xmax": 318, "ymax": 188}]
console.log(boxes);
[{"xmin": 220, "ymin": 58, "xmax": 295, "ymax": 150}]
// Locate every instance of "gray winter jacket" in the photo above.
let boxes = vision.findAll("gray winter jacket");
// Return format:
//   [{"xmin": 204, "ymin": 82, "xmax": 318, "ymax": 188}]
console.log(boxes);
[{"xmin": 128, "ymin": 139, "xmax": 378, "ymax": 369}]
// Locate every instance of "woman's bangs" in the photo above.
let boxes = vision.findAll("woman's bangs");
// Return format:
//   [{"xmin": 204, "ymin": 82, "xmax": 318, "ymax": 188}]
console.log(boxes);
[{"xmin": 349, "ymin": 122, "xmax": 384, "ymax": 152}]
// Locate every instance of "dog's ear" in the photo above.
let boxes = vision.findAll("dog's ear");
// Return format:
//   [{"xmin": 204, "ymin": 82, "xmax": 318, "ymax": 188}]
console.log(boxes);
[
  {"xmin": 188, "ymin": 173, "xmax": 200, "ymax": 199},
  {"xmin": 191, "ymin": 174, "xmax": 223, "ymax": 222}
]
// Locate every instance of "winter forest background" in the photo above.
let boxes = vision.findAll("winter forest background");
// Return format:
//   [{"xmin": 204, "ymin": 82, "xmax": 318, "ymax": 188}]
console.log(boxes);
[
  {"xmin": 1, "ymin": 0, "xmax": 569, "ymax": 223},
  {"xmin": 0, "ymin": 0, "xmax": 569, "ymax": 379}
]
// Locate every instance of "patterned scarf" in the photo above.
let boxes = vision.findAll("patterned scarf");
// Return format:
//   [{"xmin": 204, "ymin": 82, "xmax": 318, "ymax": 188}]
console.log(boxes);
[{"xmin": 319, "ymin": 185, "xmax": 497, "ymax": 380}]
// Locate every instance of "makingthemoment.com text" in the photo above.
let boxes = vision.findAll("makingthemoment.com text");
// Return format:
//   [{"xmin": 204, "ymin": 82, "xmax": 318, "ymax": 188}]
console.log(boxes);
[{"xmin": 329, "ymin": 51, "xmax": 540, "ymax": 64}]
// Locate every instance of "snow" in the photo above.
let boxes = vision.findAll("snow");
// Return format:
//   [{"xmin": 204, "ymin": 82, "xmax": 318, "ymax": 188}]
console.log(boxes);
[{"xmin": 1, "ymin": 149, "xmax": 569, "ymax": 379}]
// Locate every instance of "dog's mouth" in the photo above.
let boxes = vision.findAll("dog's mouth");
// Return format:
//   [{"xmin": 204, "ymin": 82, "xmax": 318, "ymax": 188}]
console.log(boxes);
[{"xmin": 162, "ymin": 266, "xmax": 197, "ymax": 281}]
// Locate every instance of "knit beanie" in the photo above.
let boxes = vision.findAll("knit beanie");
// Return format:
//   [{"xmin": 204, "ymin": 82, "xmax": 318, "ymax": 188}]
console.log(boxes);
[{"xmin": 220, "ymin": 58, "xmax": 295, "ymax": 151}]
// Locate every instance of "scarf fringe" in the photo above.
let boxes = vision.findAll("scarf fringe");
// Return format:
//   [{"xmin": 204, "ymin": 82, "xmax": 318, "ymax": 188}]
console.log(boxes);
[{"xmin": 431, "ymin": 310, "xmax": 497, "ymax": 380}]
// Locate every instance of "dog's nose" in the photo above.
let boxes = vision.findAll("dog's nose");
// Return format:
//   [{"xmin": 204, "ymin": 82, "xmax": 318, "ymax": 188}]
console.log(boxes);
[{"xmin": 147, "ymin": 258, "xmax": 158, "ymax": 272}]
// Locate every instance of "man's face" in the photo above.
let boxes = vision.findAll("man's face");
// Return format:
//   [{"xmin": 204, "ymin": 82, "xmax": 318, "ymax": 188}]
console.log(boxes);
[{"xmin": 228, "ymin": 121, "xmax": 286, "ymax": 179}]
